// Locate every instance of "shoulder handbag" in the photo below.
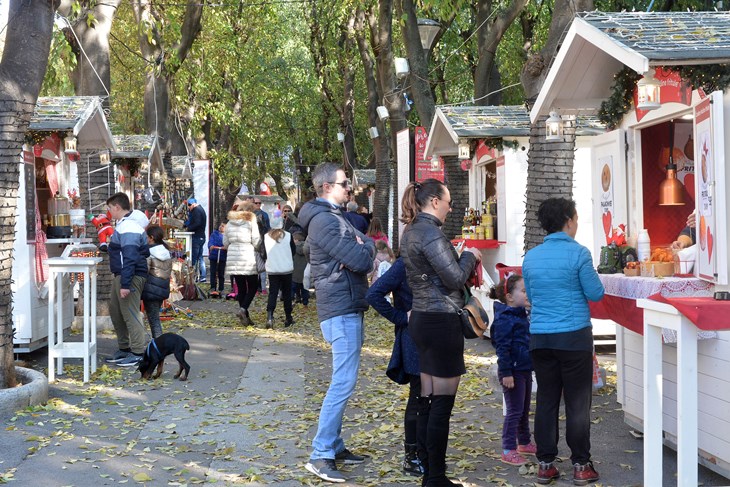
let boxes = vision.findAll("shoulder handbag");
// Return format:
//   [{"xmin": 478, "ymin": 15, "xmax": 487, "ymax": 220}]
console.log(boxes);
[{"xmin": 422, "ymin": 275, "xmax": 489, "ymax": 339}]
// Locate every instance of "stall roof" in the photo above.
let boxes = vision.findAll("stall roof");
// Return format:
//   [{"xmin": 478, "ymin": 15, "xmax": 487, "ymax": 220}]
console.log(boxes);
[
  {"xmin": 171, "ymin": 156, "xmax": 193, "ymax": 179},
  {"xmin": 112, "ymin": 135, "xmax": 164, "ymax": 174},
  {"xmin": 29, "ymin": 96, "xmax": 114, "ymax": 150},
  {"xmin": 426, "ymin": 105, "xmax": 604, "ymax": 157},
  {"xmin": 354, "ymin": 169, "xmax": 376, "ymax": 186},
  {"xmin": 531, "ymin": 11, "xmax": 730, "ymax": 122}
]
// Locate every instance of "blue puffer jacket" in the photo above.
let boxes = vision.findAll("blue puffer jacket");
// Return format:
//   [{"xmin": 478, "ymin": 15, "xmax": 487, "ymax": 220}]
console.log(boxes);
[
  {"xmin": 492, "ymin": 301, "xmax": 531, "ymax": 378},
  {"xmin": 108, "ymin": 210, "xmax": 150, "ymax": 289},
  {"xmin": 298, "ymin": 199, "xmax": 375, "ymax": 322},
  {"xmin": 366, "ymin": 258, "xmax": 420, "ymax": 379},
  {"xmin": 522, "ymin": 232, "xmax": 604, "ymax": 334}
]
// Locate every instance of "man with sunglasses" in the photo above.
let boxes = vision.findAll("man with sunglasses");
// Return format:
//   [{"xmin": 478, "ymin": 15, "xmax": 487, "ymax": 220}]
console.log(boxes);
[{"xmin": 299, "ymin": 162, "xmax": 376, "ymax": 483}]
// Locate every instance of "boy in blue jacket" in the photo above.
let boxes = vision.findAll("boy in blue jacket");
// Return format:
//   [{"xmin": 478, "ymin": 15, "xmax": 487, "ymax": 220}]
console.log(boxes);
[{"xmin": 104, "ymin": 192, "xmax": 150, "ymax": 367}]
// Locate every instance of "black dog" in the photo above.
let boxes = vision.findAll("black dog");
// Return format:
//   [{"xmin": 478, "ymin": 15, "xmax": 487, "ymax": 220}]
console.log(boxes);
[{"xmin": 138, "ymin": 333, "xmax": 190, "ymax": 381}]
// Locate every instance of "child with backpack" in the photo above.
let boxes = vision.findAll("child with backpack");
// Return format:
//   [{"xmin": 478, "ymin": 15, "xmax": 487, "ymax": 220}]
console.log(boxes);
[
  {"xmin": 370, "ymin": 240, "xmax": 395, "ymax": 284},
  {"xmin": 488, "ymin": 273, "xmax": 536, "ymax": 466},
  {"xmin": 142, "ymin": 225, "xmax": 172, "ymax": 339}
]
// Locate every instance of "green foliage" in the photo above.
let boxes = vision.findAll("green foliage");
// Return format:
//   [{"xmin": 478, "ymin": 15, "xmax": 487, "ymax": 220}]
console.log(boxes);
[{"xmin": 40, "ymin": 28, "xmax": 77, "ymax": 97}]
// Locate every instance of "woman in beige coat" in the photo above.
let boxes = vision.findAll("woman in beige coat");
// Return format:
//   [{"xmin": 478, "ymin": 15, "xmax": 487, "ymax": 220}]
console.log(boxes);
[{"xmin": 224, "ymin": 202, "xmax": 260, "ymax": 326}]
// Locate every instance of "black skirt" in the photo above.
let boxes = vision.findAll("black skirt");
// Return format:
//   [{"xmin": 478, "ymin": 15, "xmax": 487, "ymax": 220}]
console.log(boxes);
[{"xmin": 409, "ymin": 310, "xmax": 465, "ymax": 377}]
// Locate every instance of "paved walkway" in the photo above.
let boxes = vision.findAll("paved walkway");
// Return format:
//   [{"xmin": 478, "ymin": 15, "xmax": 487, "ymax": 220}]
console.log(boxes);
[{"xmin": 3, "ymin": 296, "xmax": 729, "ymax": 486}]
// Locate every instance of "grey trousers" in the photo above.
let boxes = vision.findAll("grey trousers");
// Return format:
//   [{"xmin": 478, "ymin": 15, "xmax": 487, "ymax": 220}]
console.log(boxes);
[{"xmin": 110, "ymin": 275, "xmax": 147, "ymax": 354}]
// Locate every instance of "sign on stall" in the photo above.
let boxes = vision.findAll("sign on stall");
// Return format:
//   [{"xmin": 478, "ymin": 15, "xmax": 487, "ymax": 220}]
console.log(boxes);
[
  {"xmin": 414, "ymin": 126, "xmax": 444, "ymax": 182},
  {"xmin": 693, "ymin": 94, "xmax": 724, "ymax": 283}
]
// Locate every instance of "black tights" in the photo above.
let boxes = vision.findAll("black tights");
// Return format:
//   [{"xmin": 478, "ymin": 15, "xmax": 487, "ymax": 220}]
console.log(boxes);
[
  {"xmin": 234, "ymin": 274, "xmax": 258, "ymax": 310},
  {"xmin": 405, "ymin": 375, "xmax": 422, "ymax": 444},
  {"xmin": 420, "ymin": 373, "xmax": 460, "ymax": 397}
]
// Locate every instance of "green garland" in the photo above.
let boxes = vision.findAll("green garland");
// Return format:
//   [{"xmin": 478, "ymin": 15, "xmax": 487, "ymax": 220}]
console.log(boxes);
[
  {"xmin": 483, "ymin": 137, "xmax": 520, "ymax": 151},
  {"xmin": 597, "ymin": 67, "xmax": 642, "ymax": 130},
  {"xmin": 598, "ymin": 64, "xmax": 730, "ymax": 130}
]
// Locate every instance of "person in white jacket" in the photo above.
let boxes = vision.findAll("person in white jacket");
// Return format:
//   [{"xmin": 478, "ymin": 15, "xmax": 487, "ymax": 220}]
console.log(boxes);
[
  {"xmin": 264, "ymin": 227, "xmax": 296, "ymax": 328},
  {"xmin": 224, "ymin": 202, "xmax": 260, "ymax": 326}
]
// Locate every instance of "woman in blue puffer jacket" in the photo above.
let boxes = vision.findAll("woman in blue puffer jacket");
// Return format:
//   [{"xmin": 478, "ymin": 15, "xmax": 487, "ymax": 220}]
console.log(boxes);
[{"xmin": 522, "ymin": 198, "xmax": 604, "ymax": 486}]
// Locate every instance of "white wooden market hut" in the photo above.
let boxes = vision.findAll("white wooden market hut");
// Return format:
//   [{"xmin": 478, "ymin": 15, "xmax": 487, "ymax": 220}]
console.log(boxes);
[
  {"xmin": 423, "ymin": 105, "xmax": 604, "ymax": 279},
  {"xmin": 530, "ymin": 10, "xmax": 730, "ymax": 482},
  {"xmin": 13, "ymin": 96, "xmax": 114, "ymax": 352},
  {"xmin": 111, "ymin": 134, "xmax": 164, "ymax": 211}
]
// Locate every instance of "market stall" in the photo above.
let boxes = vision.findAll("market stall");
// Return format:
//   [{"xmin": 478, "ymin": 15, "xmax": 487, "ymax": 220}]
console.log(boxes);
[
  {"xmin": 423, "ymin": 105, "xmax": 604, "ymax": 280},
  {"xmin": 111, "ymin": 134, "xmax": 165, "ymax": 212},
  {"xmin": 13, "ymin": 96, "xmax": 114, "ymax": 352},
  {"xmin": 530, "ymin": 10, "xmax": 730, "ymax": 481}
]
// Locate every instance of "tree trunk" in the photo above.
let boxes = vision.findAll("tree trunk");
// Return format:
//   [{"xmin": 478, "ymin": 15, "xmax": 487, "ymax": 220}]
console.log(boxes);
[
  {"xmin": 520, "ymin": 0, "xmax": 592, "ymax": 252},
  {"xmin": 59, "ymin": 0, "xmax": 121, "ymax": 107},
  {"xmin": 474, "ymin": 0, "xmax": 529, "ymax": 106},
  {"xmin": 132, "ymin": 1, "xmax": 203, "ymax": 156},
  {"xmin": 0, "ymin": 0, "xmax": 58, "ymax": 389},
  {"xmin": 401, "ymin": 0, "xmax": 437, "ymax": 127}
]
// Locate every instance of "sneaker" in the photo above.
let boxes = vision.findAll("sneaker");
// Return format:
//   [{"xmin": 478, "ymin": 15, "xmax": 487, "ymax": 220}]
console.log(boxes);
[
  {"xmin": 501, "ymin": 450, "xmax": 528, "ymax": 465},
  {"xmin": 210, "ymin": 291, "xmax": 220, "ymax": 298},
  {"xmin": 517, "ymin": 442, "xmax": 537, "ymax": 455},
  {"xmin": 537, "ymin": 461, "xmax": 560, "ymax": 484},
  {"xmin": 305, "ymin": 458, "xmax": 346, "ymax": 483},
  {"xmin": 199, "ymin": 278, "xmax": 206, "ymax": 283},
  {"xmin": 105, "ymin": 350, "xmax": 131, "ymax": 364},
  {"xmin": 335, "ymin": 448, "xmax": 368, "ymax": 464},
  {"xmin": 117, "ymin": 353, "xmax": 143, "ymax": 367},
  {"xmin": 573, "ymin": 461, "xmax": 599, "ymax": 486}
]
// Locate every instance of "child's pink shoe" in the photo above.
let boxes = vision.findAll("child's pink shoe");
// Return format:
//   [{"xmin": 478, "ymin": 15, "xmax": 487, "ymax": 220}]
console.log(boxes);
[
  {"xmin": 501, "ymin": 450, "xmax": 528, "ymax": 465},
  {"xmin": 517, "ymin": 442, "xmax": 537, "ymax": 455}
]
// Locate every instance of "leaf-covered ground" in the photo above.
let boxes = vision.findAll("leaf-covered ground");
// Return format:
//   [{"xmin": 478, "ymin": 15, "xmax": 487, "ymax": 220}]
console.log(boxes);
[{"xmin": 2, "ymin": 293, "xmax": 658, "ymax": 486}]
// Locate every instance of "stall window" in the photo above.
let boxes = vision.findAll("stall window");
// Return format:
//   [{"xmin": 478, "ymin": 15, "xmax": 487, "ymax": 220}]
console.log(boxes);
[{"xmin": 640, "ymin": 121, "xmax": 695, "ymax": 246}]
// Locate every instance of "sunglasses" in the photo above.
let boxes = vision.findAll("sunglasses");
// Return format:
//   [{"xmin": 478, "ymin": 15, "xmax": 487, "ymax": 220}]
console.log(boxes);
[
  {"xmin": 283, "ymin": 209, "xmax": 291, "ymax": 213},
  {"xmin": 329, "ymin": 179, "xmax": 352, "ymax": 188},
  {"xmin": 254, "ymin": 201, "xmax": 262, "ymax": 205},
  {"xmin": 433, "ymin": 197, "xmax": 452, "ymax": 208}
]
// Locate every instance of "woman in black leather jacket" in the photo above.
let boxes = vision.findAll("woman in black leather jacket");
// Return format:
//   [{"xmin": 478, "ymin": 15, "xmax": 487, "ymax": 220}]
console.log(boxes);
[{"xmin": 400, "ymin": 178, "xmax": 481, "ymax": 487}]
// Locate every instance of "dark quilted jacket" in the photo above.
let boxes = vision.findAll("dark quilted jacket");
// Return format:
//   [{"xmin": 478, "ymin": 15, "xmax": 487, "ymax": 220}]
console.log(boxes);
[
  {"xmin": 401, "ymin": 213, "xmax": 477, "ymax": 313},
  {"xmin": 298, "ymin": 199, "xmax": 376, "ymax": 322}
]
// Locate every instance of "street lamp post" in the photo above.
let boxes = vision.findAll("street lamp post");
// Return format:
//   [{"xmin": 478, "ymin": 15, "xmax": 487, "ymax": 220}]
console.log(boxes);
[{"xmin": 417, "ymin": 18, "xmax": 441, "ymax": 62}]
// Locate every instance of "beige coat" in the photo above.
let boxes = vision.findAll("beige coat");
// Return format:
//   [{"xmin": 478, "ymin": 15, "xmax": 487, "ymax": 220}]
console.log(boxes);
[{"xmin": 223, "ymin": 210, "xmax": 260, "ymax": 276}]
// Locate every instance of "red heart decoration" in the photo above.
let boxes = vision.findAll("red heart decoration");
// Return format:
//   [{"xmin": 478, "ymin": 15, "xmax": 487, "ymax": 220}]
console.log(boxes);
[
  {"xmin": 684, "ymin": 174, "xmax": 695, "ymax": 201},
  {"xmin": 602, "ymin": 211, "xmax": 612, "ymax": 244},
  {"xmin": 707, "ymin": 225, "xmax": 713, "ymax": 263}
]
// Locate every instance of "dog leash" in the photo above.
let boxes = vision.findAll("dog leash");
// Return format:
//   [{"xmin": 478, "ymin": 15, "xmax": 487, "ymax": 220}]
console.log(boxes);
[{"xmin": 146, "ymin": 338, "xmax": 163, "ymax": 360}]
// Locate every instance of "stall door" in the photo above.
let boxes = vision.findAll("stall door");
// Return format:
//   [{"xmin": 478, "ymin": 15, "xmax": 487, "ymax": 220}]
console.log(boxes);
[
  {"xmin": 591, "ymin": 129, "xmax": 627, "ymax": 265},
  {"xmin": 693, "ymin": 91, "xmax": 727, "ymax": 284}
]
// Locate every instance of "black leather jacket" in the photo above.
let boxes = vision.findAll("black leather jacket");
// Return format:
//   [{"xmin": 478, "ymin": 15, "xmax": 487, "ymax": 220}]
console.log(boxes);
[{"xmin": 401, "ymin": 213, "xmax": 477, "ymax": 313}]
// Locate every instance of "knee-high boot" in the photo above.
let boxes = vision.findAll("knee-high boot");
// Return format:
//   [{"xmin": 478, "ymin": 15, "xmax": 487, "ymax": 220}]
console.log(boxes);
[
  {"xmin": 425, "ymin": 395, "xmax": 461, "ymax": 487},
  {"xmin": 416, "ymin": 395, "xmax": 431, "ymax": 487}
]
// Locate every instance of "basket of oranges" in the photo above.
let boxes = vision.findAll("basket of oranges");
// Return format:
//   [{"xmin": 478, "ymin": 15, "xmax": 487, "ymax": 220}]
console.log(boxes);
[{"xmin": 623, "ymin": 261, "xmax": 640, "ymax": 277}]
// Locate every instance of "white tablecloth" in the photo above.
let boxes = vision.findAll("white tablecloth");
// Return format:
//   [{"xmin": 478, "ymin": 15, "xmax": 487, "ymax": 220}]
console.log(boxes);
[{"xmin": 598, "ymin": 274, "xmax": 716, "ymax": 342}]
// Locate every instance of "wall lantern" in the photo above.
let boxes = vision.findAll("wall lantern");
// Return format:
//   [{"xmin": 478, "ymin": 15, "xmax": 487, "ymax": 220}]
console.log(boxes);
[
  {"xmin": 394, "ymin": 57, "xmax": 409, "ymax": 79},
  {"xmin": 337, "ymin": 132, "xmax": 345, "ymax": 143},
  {"xmin": 368, "ymin": 127, "xmax": 379, "ymax": 139},
  {"xmin": 376, "ymin": 106, "xmax": 390, "ymax": 121},
  {"xmin": 64, "ymin": 135, "xmax": 79, "ymax": 155},
  {"xmin": 545, "ymin": 111, "xmax": 564, "ymax": 141},
  {"xmin": 99, "ymin": 151, "xmax": 110, "ymax": 165},
  {"xmin": 637, "ymin": 68, "xmax": 661, "ymax": 110},
  {"xmin": 458, "ymin": 139, "xmax": 471, "ymax": 160}
]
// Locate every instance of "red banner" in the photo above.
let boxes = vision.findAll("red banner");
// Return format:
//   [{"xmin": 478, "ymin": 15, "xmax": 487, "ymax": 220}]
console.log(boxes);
[{"xmin": 415, "ymin": 126, "xmax": 444, "ymax": 182}]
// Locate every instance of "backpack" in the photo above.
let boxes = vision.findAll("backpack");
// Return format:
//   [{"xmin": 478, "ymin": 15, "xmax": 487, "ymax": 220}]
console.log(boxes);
[{"xmin": 597, "ymin": 243, "xmax": 622, "ymax": 274}]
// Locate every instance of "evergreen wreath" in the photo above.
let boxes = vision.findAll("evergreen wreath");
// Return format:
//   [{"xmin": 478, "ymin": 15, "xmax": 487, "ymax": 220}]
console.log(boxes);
[{"xmin": 598, "ymin": 64, "xmax": 730, "ymax": 130}]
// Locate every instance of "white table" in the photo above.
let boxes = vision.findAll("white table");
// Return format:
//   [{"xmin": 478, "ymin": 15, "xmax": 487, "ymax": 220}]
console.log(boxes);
[
  {"xmin": 47, "ymin": 256, "xmax": 103, "ymax": 383},
  {"xmin": 637, "ymin": 298, "xmax": 698, "ymax": 487}
]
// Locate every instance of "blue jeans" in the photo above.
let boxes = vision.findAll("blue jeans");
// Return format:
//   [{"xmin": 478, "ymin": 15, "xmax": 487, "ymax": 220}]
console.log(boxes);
[
  {"xmin": 191, "ymin": 236, "xmax": 207, "ymax": 280},
  {"xmin": 310, "ymin": 312, "xmax": 364, "ymax": 460}
]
